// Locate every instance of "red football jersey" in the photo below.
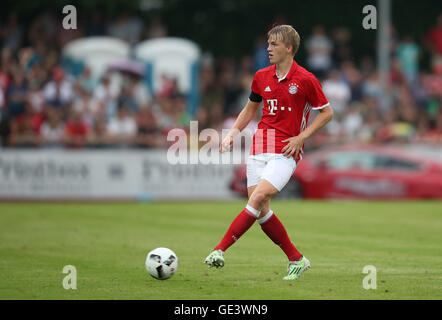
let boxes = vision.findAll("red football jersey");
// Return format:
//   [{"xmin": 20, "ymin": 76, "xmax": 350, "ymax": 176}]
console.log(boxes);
[{"xmin": 250, "ymin": 60, "xmax": 329, "ymax": 163}]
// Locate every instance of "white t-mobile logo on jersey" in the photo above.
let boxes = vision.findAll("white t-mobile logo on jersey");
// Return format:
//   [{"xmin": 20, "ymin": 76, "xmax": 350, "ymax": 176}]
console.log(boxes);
[{"xmin": 267, "ymin": 99, "xmax": 278, "ymax": 115}]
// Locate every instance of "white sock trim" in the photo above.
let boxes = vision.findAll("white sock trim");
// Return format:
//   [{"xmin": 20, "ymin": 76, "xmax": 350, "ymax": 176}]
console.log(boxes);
[
  {"xmin": 245, "ymin": 204, "xmax": 261, "ymax": 218},
  {"xmin": 258, "ymin": 209, "xmax": 274, "ymax": 225}
]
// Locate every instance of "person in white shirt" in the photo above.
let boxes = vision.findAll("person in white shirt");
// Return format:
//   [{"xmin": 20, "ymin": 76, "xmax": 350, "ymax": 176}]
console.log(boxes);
[
  {"xmin": 106, "ymin": 104, "xmax": 137, "ymax": 146},
  {"xmin": 322, "ymin": 69, "xmax": 351, "ymax": 116},
  {"xmin": 43, "ymin": 67, "xmax": 73, "ymax": 107},
  {"xmin": 40, "ymin": 108, "xmax": 65, "ymax": 147},
  {"xmin": 306, "ymin": 25, "xmax": 333, "ymax": 79}
]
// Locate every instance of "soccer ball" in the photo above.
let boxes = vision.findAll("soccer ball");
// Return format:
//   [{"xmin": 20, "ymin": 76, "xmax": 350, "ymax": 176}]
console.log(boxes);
[{"xmin": 145, "ymin": 247, "xmax": 178, "ymax": 280}]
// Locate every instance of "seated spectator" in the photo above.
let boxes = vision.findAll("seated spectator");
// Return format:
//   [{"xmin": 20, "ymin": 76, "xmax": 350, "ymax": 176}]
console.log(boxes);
[
  {"xmin": 357, "ymin": 108, "xmax": 382, "ymax": 142},
  {"xmin": 87, "ymin": 116, "xmax": 112, "ymax": 148},
  {"xmin": 39, "ymin": 107, "xmax": 65, "ymax": 148},
  {"xmin": 26, "ymin": 78, "xmax": 45, "ymax": 113},
  {"xmin": 8, "ymin": 105, "xmax": 42, "ymax": 147},
  {"xmin": 136, "ymin": 106, "xmax": 165, "ymax": 148},
  {"xmin": 106, "ymin": 104, "xmax": 137, "ymax": 146},
  {"xmin": 376, "ymin": 108, "xmax": 400, "ymax": 143},
  {"xmin": 6, "ymin": 69, "xmax": 27, "ymax": 117},
  {"xmin": 93, "ymin": 73, "xmax": 120, "ymax": 120},
  {"xmin": 130, "ymin": 74, "xmax": 152, "ymax": 110},
  {"xmin": 426, "ymin": 112, "xmax": 442, "ymax": 144},
  {"xmin": 341, "ymin": 102, "xmax": 363, "ymax": 140},
  {"xmin": 390, "ymin": 57, "xmax": 406, "ymax": 86},
  {"xmin": 64, "ymin": 110, "xmax": 90, "ymax": 148},
  {"xmin": 421, "ymin": 65, "xmax": 442, "ymax": 98},
  {"xmin": 77, "ymin": 67, "xmax": 97, "ymax": 93},
  {"xmin": 118, "ymin": 73, "xmax": 151, "ymax": 113},
  {"xmin": 72, "ymin": 84, "xmax": 102, "ymax": 127},
  {"xmin": 361, "ymin": 71, "xmax": 383, "ymax": 104},
  {"xmin": 412, "ymin": 114, "xmax": 432, "ymax": 144},
  {"xmin": 44, "ymin": 67, "xmax": 73, "ymax": 108},
  {"xmin": 173, "ymin": 93, "xmax": 191, "ymax": 128},
  {"xmin": 152, "ymin": 94, "xmax": 186, "ymax": 133}
]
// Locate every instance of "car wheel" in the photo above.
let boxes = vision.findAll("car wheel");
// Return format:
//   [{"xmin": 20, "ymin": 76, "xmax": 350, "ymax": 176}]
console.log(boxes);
[{"xmin": 276, "ymin": 179, "xmax": 303, "ymax": 199}]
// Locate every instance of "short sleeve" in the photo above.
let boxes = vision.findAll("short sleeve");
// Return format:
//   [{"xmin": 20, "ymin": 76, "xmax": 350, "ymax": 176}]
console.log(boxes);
[
  {"xmin": 249, "ymin": 72, "xmax": 262, "ymax": 102},
  {"xmin": 305, "ymin": 75, "xmax": 330, "ymax": 110},
  {"xmin": 251, "ymin": 72, "xmax": 261, "ymax": 97}
]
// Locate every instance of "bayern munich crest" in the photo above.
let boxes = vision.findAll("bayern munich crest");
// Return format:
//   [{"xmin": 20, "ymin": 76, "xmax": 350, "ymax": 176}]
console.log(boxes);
[{"xmin": 288, "ymin": 83, "xmax": 298, "ymax": 94}]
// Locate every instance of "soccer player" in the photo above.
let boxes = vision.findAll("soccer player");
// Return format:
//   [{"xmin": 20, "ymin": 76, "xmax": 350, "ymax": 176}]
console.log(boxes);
[{"xmin": 204, "ymin": 25, "xmax": 334, "ymax": 280}]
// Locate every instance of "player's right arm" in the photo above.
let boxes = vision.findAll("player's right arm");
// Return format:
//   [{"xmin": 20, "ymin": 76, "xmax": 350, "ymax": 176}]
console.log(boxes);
[{"xmin": 220, "ymin": 99, "xmax": 260, "ymax": 152}]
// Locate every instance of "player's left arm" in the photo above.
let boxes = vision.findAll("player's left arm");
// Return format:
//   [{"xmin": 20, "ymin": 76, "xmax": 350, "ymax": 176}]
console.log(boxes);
[
  {"xmin": 281, "ymin": 105, "xmax": 333, "ymax": 158},
  {"xmin": 282, "ymin": 75, "xmax": 333, "ymax": 158}
]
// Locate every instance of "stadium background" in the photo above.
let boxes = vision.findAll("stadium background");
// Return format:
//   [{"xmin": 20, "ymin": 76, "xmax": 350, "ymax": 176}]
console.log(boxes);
[
  {"xmin": 1, "ymin": 0, "xmax": 441, "ymax": 153},
  {"xmin": 0, "ymin": 0, "xmax": 441, "ymax": 301}
]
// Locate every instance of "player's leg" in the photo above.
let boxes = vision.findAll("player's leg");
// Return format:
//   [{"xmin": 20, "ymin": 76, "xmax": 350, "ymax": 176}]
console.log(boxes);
[
  {"xmin": 204, "ymin": 156, "xmax": 265, "ymax": 268},
  {"xmin": 211, "ymin": 164, "xmax": 279, "ymax": 255},
  {"xmin": 204, "ymin": 206, "xmax": 260, "ymax": 269},
  {"xmin": 204, "ymin": 154, "xmax": 307, "ymax": 275},
  {"xmin": 258, "ymin": 209, "xmax": 303, "ymax": 261},
  {"xmin": 247, "ymin": 179, "xmax": 278, "ymax": 213},
  {"xmin": 252, "ymin": 178, "xmax": 303, "ymax": 262},
  {"xmin": 256, "ymin": 155, "xmax": 310, "ymax": 279},
  {"xmin": 211, "ymin": 178, "xmax": 278, "ymax": 258},
  {"xmin": 248, "ymin": 185, "xmax": 270, "ymax": 219},
  {"xmin": 211, "ymin": 157, "xmax": 267, "ymax": 253},
  {"xmin": 247, "ymin": 185, "xmax": 256, "ymax": 199}
]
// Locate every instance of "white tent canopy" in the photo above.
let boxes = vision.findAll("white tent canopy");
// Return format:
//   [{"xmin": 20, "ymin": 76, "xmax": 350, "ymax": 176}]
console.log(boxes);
[
  {"xmin": 62, "ymin": 36, "xmax": 130, "ymax": 78},
  {"xmin": 134, "ymin": 37, "xmax": 201, "ymax": 94}
]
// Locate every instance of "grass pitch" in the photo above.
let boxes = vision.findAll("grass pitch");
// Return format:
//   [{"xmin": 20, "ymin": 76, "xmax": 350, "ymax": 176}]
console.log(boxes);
[{"xmin": 0, "ymin": 200, "xmax": 441, "ymax": 300}]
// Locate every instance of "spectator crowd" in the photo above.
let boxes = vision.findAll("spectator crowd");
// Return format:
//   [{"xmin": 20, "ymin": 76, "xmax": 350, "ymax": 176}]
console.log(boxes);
[{"xmin": 1, "ymin": 10, "xmax": 441, "ymax": 150}]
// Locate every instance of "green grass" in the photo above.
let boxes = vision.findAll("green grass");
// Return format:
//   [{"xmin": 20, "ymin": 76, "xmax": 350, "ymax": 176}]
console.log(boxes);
[{"xmin": 0, "ymin": 201, "xmax": 441, "ymax": 300}]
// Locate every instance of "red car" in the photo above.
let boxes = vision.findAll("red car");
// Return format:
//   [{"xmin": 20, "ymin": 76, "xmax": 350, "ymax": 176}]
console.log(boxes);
[{"xmin": 230, "ymin": 144, "xmax": 442, "ymax": 199}]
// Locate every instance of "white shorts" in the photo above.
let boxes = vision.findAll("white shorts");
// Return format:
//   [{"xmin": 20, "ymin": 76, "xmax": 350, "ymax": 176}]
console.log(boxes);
[{"xmin": 246, "ymin": 153, "xmax": 297, "ymax": 191}]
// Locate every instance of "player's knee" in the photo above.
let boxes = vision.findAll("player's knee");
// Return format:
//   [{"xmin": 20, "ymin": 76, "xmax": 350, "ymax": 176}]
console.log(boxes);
[{"xmin": 249, "ymin": 190, "xmax": 270, "ymax": 208}]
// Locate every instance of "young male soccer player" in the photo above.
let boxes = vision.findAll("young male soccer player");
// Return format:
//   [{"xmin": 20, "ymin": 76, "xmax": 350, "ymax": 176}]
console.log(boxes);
[{"xmin": 204, "ymin": 25, "xmax": 334, "ymax": 280}]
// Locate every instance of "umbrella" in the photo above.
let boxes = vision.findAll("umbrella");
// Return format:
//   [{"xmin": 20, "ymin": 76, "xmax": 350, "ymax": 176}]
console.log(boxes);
[{"xmin": 107, "ymin": 59, "xmax": 146, "ymax": 76}]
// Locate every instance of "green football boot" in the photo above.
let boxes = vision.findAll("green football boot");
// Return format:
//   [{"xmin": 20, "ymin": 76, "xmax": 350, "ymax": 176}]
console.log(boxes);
[
  {"xmin": 204, "ymin": 250, "xmax": 225, "ymax": 268},
  {"xmin": 283, "ymin": 256, "xmax": 311, "ymax": 280}
]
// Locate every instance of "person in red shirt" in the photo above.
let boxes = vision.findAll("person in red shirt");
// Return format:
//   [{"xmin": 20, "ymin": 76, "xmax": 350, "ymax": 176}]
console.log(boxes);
[
  {"xmin": 424, "ymin": 14, "xmax": 442, "ymax": 56},
  {"xmin": 424, "ymin": 14, "xmax": 442, "ymax": 75},
  {"xmin": 64, "ymin": 110, "xmax": 90, "ymax": 148},
  {"xmin": 204, "ymin": 25, "xmax": 334, "ymax": 280}
]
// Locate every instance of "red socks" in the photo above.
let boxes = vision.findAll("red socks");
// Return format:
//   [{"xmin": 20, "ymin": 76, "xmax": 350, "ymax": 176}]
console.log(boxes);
[
  {"xmin": 214, "ymin": 206, "xmax": 258, "ymax": 252},
  {"xmin": 214, "ymin": 206, "xmax": 302, "ymax": 262},
  {"xmin": 258, "ymin": 210, "xmax": 303, "ymax": 261}
]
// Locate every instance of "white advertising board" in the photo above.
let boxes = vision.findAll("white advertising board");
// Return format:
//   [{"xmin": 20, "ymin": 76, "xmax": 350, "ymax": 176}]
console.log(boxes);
[{"xmin": 0, "ymin": 150, "xmax": 238, "ymax": 201}]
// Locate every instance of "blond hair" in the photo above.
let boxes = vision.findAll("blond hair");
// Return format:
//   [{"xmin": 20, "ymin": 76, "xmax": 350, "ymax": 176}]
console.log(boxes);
[{"xmin": 267, "ymin": 25, "xmax": 301, "ymax": 57}]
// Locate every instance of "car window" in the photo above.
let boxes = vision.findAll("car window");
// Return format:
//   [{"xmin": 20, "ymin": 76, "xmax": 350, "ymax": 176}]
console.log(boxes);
[
  {"xmin": 373, "ymin": 156, "xmax": 420, "ymax": 171},
  {"xmin": 324, "ymin": 151, "xmax": 421, "ymax": 171},
  {"xmin": 326, "ymin": 152, "xmax": 376, "ymax": 170}
]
